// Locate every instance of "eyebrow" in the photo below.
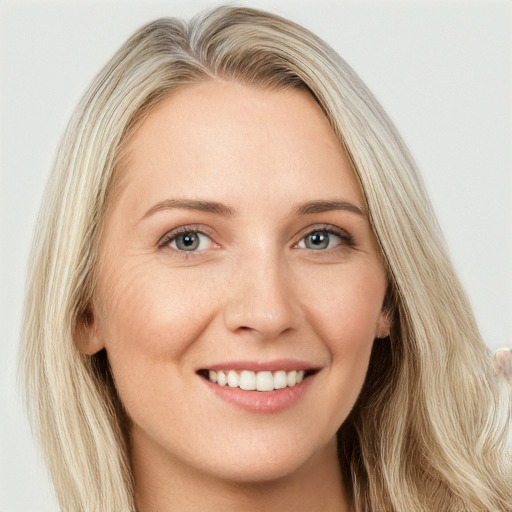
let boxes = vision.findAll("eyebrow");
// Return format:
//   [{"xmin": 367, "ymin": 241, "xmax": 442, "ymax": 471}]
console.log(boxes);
[
  {"xmin": 141, "ymin": 199, "xmax": 235, "ymax": 220},
  {"xmin": 140, "ymin": 198, "xmax": 366, "ymax": 221},
  {"xmin": 296, "ymin": 200, "xmax": 366, "ymax": 217}
]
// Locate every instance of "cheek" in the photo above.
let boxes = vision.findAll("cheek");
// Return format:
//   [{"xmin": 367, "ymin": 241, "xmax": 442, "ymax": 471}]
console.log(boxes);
[
  {"xmin": 95, "ymin": 261, "xmax": 219, "ymax": 398},
  {"xmin": 295, "ymin": 263, "xmax": 385, "ymax": 415},
  {"xmin": 297, "ymin": 262, "xmax": 386, "ymax": 350}
]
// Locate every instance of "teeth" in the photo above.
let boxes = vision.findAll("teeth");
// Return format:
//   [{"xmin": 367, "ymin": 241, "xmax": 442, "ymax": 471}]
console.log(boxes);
[
  {"xmin": 227, "ymin": 370, "xmax": 239, "ymax": 388},
  {"xmin": 256, "ymin": 371, "xmax": 274, "ymax": 392},
  {"xmin": 287, "ymin": 370, "xmax": 297, "ymax": 387},
  {"xmin": 207, "ymin": 369, "xmax": 307, "ymax": 391},
  {"xmin": 273, "ymin": 370, "xmax": 287, "ymax": 390},
  {"xmin": 239, "ymin": 370, "xmax": 256, "ymax": 390},
  {"xmin": 217, "ymin": 370, "xmax": 227, "ymax": 386}
]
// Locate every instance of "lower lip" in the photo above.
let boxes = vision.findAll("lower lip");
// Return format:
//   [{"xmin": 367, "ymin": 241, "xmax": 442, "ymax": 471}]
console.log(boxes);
[{"xmin": 200, "ymin": 374, "xmax": 315, "ymax": 414}]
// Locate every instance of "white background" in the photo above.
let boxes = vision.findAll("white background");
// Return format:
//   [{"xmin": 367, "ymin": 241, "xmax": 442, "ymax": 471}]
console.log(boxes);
[{"xmin": 1, "ymin": 1, "xmax": 510, "ymax": 510}]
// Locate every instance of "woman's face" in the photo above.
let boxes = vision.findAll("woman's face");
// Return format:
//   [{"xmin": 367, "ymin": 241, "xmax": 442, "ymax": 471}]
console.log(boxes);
[{"xmin": 85, "ymin": 82, "xmax": 388, "ymax": 483}]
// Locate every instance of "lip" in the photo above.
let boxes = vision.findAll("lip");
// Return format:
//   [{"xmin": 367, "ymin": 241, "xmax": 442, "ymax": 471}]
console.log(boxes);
[
  {"xmin": 197, "ymin": 359, "xmax": 320, "ymax": 414},
  {"xmin": 198, "ymin": 359, "xmax": 321, "ymax": 373}
]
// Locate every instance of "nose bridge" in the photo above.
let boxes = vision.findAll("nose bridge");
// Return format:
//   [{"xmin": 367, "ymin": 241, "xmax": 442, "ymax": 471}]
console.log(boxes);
[{"xmin": 223, "ymin": 245, "xmax": 300, "ymax": 338}]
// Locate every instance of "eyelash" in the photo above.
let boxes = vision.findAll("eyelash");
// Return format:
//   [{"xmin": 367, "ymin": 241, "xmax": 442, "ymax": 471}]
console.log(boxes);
[
  {"xmin": 157, "ymin": 225, "xmax": 214, "ymax": 251},
  {"xmin": 157, "ymin": 224, "xmax": 356, "ymax": 253},
  {"xmin": 294, "ymin": 224, "xmax": 356, "ymax": 252}
]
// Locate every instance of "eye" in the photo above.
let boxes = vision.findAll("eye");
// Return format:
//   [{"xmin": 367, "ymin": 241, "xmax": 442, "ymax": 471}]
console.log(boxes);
[
  {"xmin": 296, "ymin": 228, "xmax": 352, "ymax": 251},
  {"xmin": 299, "ymin": 230, "xmax": 338, "ymax": 250},
  {"xmin": 159, "ymin": 229, "xmax": 214, "ymax": 252}
]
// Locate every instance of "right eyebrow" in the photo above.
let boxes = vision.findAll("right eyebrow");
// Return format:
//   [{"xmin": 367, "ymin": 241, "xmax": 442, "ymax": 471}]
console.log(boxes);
[{"xmin": 139, "ymin": 199, "xmax": 236, "ymax": 221}]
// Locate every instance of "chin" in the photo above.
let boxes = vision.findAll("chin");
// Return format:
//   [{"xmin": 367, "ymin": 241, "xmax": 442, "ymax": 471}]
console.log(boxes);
[
  {"xmin": 204, "ymin": 456, "xmax": 308, "ymax": 484},
  {"xmin": 192, "ymin": 432, "xmax": 336, "ymax": 485}
]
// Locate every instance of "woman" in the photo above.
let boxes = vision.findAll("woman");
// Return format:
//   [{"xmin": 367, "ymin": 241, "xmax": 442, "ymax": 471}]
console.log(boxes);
[{"xmin": 20, "ymin": 6, "xmax": 511, "ymax": 511}]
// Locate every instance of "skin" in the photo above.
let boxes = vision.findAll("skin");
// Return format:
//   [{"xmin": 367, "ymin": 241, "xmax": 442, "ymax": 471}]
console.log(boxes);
[{"xmin": 80, "ymin": 81, "xmax": 389, "ymax": 512}]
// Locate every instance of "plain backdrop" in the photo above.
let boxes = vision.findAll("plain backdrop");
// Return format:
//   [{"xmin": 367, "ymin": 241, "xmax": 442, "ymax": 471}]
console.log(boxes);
[{"xmin": 1, "ymin": 1, "xmax": 510, "ymax": 510}]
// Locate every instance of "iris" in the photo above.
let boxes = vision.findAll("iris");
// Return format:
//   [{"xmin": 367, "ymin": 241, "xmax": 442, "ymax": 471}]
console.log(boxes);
[
  {"xmin": 304, "ymin": 231, "xmax": 331, "ymax": 250},
  {"xmin": 175, "ymin": 232, "xmax": 200, "ymax": 251}
]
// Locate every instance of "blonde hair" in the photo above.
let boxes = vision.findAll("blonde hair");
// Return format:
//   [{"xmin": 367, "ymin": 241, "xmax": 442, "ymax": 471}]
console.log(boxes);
[{"xmin": 21, "ymin": 6, "xmax": 511, "ymax": 511}]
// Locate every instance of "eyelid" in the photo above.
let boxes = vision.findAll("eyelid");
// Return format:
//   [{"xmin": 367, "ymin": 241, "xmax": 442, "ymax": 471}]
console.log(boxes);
[
  {"xmin": 293, "ymin": 224, "xmax": 356, "ymax": 249},
  {"xmin": 157, "ymin": 225, "xmax": 217, "ymax": 251},
  {"xmin": 157, "ymin": 223, "xmax": 356, "ymax": 253}
]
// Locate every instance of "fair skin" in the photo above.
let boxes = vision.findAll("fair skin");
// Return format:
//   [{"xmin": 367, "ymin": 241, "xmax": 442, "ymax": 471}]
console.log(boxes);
[{"xmin": 80, "ymin": 81, "xmax": 389, "ymax": 511}]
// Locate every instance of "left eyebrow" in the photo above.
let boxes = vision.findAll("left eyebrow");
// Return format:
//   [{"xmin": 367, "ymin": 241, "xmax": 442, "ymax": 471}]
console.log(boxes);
[{"xmin": 296, "ymin": 200, "xmax": 367, "ymax": 217}]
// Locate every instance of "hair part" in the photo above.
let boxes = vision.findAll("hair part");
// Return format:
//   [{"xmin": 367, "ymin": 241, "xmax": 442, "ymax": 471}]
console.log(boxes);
[{"xmin": 20, "ymin": 6, "xmax": 511, "ymax": 511}]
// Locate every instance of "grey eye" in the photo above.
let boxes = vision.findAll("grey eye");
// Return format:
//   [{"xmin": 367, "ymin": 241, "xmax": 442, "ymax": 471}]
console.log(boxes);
[
  {"xmin": 303, "ymin": 231, "xmax": 332, "ymax": 250},
  {"xmin": 170, "ymin": 232, "xmax": 212, "ymax": 251}
]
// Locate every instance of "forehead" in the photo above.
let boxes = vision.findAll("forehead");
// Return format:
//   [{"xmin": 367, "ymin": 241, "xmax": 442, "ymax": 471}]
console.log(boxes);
[{"xmin": 117, "ymin": 81, "xmax": 362, "ymax": 216}]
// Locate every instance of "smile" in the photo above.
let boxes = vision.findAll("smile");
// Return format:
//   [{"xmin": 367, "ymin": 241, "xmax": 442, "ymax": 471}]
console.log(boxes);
[
  {"xmin": 204, "ymin": 369, "xmax": 307, "ymax": 392},
  {"xmin": 197, "ymin": 363, "xmax": 319, "ymax": 413}
]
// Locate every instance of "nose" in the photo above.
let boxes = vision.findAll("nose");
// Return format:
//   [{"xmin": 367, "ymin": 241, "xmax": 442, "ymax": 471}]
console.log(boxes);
[{"xmin": 223, "ymin": 252, "xmax": 302, "ymax": 340}]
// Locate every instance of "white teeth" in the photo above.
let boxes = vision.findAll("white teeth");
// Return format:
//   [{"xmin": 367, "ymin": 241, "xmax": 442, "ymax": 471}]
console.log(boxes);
[
  {"xmin": 256, "ymin": 371, "xmax": 274, "ymax": 392},
  {"xmin": 206, "ymin": 369, "xmax": 309, "ymax": 391},
  {"xmin": 227, "ymin": 370, "xmax": 239, "ymax": 388},
  {"xmin": 287, "ymin": 370, "xmax": 297, "ymax": 387},
  {"xmin": 217, "ymin": 370, "xmax": 227, "ymax": 386},
  {"xmin": 273, "ymin": 370, "xmax": 287, "ymax": 390},
  {"xmin": 239, "ymin": 370, "xmax": 256, "ymax": 390}
]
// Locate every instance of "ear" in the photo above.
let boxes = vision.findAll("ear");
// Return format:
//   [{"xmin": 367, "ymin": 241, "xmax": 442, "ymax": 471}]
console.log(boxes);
[
  {"xmin": 74, "ymin": 307, "xmax": 105, "ymax": 355},
  {"xmin": 375, "ymin": 307, "xmax": 392, "ymax": 339}
]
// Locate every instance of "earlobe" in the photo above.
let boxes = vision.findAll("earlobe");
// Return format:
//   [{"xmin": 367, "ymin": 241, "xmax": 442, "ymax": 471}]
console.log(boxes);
[
  {"xmin": 74, "ymin": 308, "xmax": 105, "ymax": 355},
  {"xmin": 375, "ymin": 308, "xmax": 392, "ymax": 339}
]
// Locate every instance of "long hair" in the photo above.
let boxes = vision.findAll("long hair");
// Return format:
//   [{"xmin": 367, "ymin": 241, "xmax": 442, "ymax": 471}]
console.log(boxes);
[{"xmin": 20, "ymin": 6, "xmax": 511, "ymax": 511}]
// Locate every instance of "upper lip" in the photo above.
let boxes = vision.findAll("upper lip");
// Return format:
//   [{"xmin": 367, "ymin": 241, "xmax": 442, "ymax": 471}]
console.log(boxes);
[{"xmin": 197, "ymin": 359, "xmax": 322, "ymax": 373}]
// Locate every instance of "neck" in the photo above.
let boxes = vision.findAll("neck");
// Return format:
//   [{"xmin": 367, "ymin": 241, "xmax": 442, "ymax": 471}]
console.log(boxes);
[{"xmin": 132, "ymin": 431, "xmax": 350, "ymax": 512}]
